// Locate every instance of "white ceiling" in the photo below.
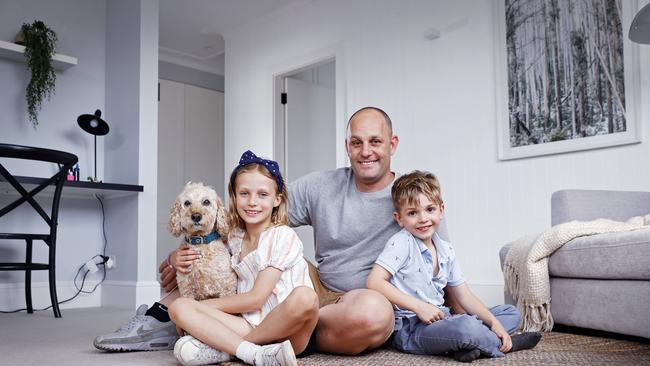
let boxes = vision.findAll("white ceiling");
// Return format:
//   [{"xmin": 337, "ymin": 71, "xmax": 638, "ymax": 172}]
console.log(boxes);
[{"xmin": 159, "ymin": 0, "xmax": 302, "ymax": 75}]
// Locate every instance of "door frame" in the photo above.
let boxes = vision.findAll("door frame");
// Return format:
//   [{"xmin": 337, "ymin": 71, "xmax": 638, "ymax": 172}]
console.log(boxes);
[{"xmin": 272, "ymin": 43, "xmax": 347, "ymax": 173}]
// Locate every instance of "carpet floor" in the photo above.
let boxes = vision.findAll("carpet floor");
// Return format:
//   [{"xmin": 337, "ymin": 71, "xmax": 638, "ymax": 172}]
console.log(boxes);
[{"xmin": 1, "ymin": 307, "xmax": 648, "ymax": 365}]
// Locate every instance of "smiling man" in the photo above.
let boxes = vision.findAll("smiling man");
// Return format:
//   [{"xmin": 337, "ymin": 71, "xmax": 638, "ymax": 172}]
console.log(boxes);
[
  {"xmin": 287, "ymin": 107, "xmax": 402, "ymax": 355},
  {"xmin": 345, "ymin": 108, "xmax": 399, "ymax": 191}
]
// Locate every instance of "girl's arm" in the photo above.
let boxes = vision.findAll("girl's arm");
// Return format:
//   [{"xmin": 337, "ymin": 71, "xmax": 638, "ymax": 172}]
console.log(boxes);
[
  {"xmin": 446, "ymin": 284, "xmax": 512, "ymax": 352},
  {"xmin": 367, "ymin": 264, "xmax": 445, "ymax": 324},
  {"xmin": 202, "ymin": 267, "xmax": 282, "ymax": 314}
]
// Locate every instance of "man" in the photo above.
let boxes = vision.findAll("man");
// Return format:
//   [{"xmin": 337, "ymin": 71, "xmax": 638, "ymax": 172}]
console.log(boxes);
[
  {"xmin": 94, "ymin": 107, "xmax": 448, "ymax": 354},
  {"xmin": 286, "ymin": 107, "xmax": 400, "ymax": 354}
]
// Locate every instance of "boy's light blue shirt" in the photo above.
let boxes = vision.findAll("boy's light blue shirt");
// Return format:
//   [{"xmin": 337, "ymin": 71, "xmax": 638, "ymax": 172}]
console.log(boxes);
[{"xmin": 375, "ymin": 228, "xmax": 465, "ymax": 318}]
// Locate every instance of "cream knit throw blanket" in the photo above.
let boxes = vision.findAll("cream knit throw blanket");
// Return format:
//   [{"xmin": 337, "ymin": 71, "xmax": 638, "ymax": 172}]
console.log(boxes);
[{"xmin": 503, "ymin": 214, "xmax": 650, "ymax": 332}]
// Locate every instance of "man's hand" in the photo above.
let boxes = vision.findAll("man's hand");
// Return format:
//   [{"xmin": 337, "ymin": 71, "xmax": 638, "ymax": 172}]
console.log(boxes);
[
  {"xmin": 414, "ymin": 302, "xmax": 446, "ymax": 324},
  {"xmin": 491, "ymin": 321, "xmax": 512, "ymax": 352},
  {"xmin": 158, "ymin": 258, "xmax": 177, "ymax": 292}
]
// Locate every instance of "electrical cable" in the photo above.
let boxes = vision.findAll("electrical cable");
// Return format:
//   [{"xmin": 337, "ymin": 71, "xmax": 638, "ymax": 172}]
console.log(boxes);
[{"xmin": 0, "ymin": 194, "xmax": 110, "ymax": 314}]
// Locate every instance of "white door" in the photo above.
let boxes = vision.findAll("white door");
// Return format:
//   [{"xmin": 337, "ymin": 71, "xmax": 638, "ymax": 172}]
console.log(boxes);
[
  {"xmin": 184, "ymin": 85, "xmax": 225, "ymax": 196},
  {"xmin": 283, "ymin": 63, "xmax": 336, "ymax": 263},
  {"xmin": 157, "ymin": 80, "xmax": 225, "ymax": 267},
  {"xmin": 157, "ymin": 80, "xmax": 185, "ymax": 266}
]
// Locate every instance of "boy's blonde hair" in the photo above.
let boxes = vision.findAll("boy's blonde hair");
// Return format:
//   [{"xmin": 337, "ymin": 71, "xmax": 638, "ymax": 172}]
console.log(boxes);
[
  {"xmin": 227, "ymin": 163, "xmax": 289, "ymax": 231},
  {"xmin": 391, "ymin": 170, "xmax": 443, "ymax": 211}
]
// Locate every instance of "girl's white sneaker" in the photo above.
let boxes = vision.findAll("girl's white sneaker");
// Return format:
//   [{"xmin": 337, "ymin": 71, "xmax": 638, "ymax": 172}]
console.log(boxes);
[
  {"xmin": 173, "ymin": 335, "xmax": 232, "ymax": 365},
  {"xmin": 253, "ymin": 340, "xmax": 297, "ymax": 366}
]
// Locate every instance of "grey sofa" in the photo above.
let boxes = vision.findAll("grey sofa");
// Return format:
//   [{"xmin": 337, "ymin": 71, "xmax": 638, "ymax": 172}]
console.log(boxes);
[{"xmin": 499, "ymin": 189, "xmax": 650, "ymax": 339}]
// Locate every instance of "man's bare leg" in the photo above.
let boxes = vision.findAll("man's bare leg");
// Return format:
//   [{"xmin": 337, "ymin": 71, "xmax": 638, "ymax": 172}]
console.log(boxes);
[
  {"xmin": 315, "ymin": 289, "xmax": 394, "ymax": 355},
  {"xmin": 159, "ymin": 288, "xmax": 180, "ymax": 307}
]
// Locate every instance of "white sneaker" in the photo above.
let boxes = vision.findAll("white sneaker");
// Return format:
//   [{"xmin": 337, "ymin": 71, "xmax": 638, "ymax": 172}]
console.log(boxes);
[
  {"xmin": 173, "ymin": 335, "xmax": 232, "ymax": 365},
  {"xmin": 253, "ymin": 340, "xmax": 297, "ymax": 366}
]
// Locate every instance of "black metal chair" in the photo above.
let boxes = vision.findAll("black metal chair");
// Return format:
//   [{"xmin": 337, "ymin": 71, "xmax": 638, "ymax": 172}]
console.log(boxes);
[{"xmin": 0, "ymin": 143, "xmax": 78, "ymax": 318}]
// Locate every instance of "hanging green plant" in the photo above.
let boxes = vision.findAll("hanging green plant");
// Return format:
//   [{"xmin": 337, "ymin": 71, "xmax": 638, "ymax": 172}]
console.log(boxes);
[{"xmin": 20, "ymin": 20, "xmax": 58, "ymax": 128}]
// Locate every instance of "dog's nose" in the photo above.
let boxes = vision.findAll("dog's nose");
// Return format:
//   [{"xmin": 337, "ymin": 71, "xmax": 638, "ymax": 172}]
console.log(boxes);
[{"xmin": 191, "ymin": 213, "xmax": 202, "ymax": 223}]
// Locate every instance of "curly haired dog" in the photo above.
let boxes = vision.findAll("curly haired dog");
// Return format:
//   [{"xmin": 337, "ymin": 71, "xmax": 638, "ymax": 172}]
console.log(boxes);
[{"xmin": 168, "ymin": 182, "xmax": 237, "ymax": 301}]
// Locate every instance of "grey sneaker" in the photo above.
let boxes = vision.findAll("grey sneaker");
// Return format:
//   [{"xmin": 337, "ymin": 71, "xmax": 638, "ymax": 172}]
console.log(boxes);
[
  {"xmin": 174, "ymin": 335, "xmax": 232, "ymax": 365},
  {"xmin": 93, "ymin": 304, "xmax": 179, "ymax": 351},
  {"xmin": 254, "ymin": 340, "xmax": 297, "ymax": 366}
]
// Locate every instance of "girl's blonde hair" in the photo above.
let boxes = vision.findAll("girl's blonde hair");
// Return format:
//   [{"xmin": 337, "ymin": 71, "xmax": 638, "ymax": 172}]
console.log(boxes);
[{"xmin": 227, "ymin": 163, "xmax": 289, "ymax": 231}]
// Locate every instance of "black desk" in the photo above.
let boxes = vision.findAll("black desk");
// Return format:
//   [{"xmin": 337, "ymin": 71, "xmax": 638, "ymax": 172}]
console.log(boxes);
[{"xmin": 1, "ymin": 176, "xmax": 143, "ymax": 198}]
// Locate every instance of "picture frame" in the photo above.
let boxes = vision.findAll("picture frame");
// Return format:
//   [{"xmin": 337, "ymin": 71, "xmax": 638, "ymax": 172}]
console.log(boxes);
[{"xmin": 495, "ymin": 0, "xmax": 642, "ymax": 160}]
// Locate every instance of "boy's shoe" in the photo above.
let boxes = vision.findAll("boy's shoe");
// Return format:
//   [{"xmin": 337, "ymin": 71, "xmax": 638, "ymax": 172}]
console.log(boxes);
[
  {"xmin": 452, "ymin": 348, "xmax": 481, "ymax": 363},
  {"xmin": 254, "ymin": 340, "xmax": 297, "ymax": 366},
  {"xmin": 93, "ymin": 304, "xmax": 179, "ymax": 351},
  {"xmin": 174, "ymin": 335, "xmax": 232, "ymax": 365},
  {"xmin": 510, "ymin": 331, "xmax": 542, "ymax": 352}
]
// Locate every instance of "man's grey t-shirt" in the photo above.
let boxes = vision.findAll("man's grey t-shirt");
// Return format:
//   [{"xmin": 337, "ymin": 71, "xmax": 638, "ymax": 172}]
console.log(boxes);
[{"xmin": 288, "ymin": 168, "xmax": 401, "ymax": 292}]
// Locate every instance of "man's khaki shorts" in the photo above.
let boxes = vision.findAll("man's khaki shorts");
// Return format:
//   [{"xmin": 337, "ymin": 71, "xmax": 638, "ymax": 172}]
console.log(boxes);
[{"xmin": 307, "ymin": 261, "xmax": 345, "ymax": 308}]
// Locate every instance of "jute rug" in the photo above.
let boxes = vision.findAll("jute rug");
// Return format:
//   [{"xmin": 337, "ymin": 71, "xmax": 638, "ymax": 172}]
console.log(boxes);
[{"xmin": 226, "ymin": 331, "xmax": 650, "ymax": 366}]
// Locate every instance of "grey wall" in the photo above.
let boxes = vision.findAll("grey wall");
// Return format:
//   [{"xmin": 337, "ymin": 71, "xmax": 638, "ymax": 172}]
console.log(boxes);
[
  {"xmin": 159, "ymin": 61, "xmax": 224, "ymax": 92},
  {"xmin": 0, "ymin": 0, "xmax": 107, "ymax": 177},
  {"xmin": 0, "ymin": 0, "xmax": 108, "ymax": 289}
]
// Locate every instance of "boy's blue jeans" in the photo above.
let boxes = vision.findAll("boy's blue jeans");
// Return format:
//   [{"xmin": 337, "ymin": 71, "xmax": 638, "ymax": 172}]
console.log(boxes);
[{"xmin": 392, "ymin": 304, "xmax": 520, "ymax": 358}]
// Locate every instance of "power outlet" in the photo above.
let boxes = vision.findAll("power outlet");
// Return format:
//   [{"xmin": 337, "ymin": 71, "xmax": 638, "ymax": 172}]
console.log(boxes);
[
  {"xmin": 106, "ymin": 255, "xmax": 117, "ymax": 269},
  {"xmin": 85, "ymin": 259, "xmax": 98, "ymax": 273}
]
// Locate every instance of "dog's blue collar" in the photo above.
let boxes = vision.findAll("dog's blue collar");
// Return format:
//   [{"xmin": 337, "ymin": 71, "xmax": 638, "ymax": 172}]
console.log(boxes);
[{"xmin": 185, "ymin": 231, "xmax": 221, "ymax": 245}]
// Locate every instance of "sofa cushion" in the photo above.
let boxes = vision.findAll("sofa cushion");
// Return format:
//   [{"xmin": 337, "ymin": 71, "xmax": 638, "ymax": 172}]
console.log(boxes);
[
  {"xmin": 549, "ymin": 230, "xmax": 650, "ymax": 280},
  {"xmin": 550, "ymin": 278, "xmax": 650, "ymax": 338}
]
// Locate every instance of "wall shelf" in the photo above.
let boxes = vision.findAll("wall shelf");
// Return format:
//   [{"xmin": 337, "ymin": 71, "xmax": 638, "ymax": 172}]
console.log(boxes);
[{"xmin": 0, "ymin": 39, "xmax": 77, "ymax": 70}]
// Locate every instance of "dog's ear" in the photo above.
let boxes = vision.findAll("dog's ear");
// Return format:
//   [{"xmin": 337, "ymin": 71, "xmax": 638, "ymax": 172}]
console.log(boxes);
[
  {"xmin": 214, "ymin": 195, "xmax": 229, "ymax": 241},
  {"xmin": 168, "ymin": 197, "xmax": 182, "ymax": 237}
]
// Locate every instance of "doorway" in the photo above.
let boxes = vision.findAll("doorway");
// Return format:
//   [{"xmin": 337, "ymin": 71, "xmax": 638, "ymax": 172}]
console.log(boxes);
[{"xmin": 274, "ymin": 59, "xmax": 336, "ymax": 263}]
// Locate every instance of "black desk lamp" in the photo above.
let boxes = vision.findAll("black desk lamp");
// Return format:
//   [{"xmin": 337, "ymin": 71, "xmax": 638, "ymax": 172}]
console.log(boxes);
[{"xmin": 77, "ymin": 109, "xmax": 109, "ymax": 182}]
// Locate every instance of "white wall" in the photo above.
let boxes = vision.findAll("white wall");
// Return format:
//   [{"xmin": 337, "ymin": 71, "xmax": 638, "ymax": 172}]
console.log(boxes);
[{"xmin": 223, "ymin": 0, "xmax": 650, "ymax": 305}]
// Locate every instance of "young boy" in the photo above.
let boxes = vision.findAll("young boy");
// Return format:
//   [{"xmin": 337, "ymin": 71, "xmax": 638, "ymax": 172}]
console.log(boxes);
[{"xmin": 367, "ymin": 170, "xmax": 540, "ymax": 363}]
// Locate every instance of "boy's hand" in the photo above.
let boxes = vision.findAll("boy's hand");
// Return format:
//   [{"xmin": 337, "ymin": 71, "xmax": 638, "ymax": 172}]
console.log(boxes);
[
  {"xmin": 491, "ymin": 322, "xmax": 512, "ymax": 352},
  {"xmin": 415, "ymin": 302, "xmax": 446, "ymax": 324}
]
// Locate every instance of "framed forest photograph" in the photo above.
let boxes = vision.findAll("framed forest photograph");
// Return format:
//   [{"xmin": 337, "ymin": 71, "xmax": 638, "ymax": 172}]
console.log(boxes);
[{"xmin": 495, "ymin": 0, "xmax": 641, "ymax": 160}]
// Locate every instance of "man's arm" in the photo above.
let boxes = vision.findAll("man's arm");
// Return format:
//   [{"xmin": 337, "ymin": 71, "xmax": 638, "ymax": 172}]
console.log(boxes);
[{"xmin": 287, "ymin": 175, "xmax": 314, "ymax": 228}]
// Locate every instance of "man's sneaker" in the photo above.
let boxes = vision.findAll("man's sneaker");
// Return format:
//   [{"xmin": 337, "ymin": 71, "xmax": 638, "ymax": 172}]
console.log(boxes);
[
  {"xmin": 93, "ymin": 304, "xmax": 179, "ymax": 351},
  {"xmin": 173, "ymin": 335, "xmax": 232, "ymax": 365},
  {"xmin": 254, "ymin": 340, "xmax": 297, "ymax": 366}
]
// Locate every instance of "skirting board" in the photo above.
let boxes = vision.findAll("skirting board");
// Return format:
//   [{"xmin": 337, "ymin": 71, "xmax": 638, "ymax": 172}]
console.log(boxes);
[
  {"xmin": 101, "ymin": 280, "xmax": 162, "ymax": 309},
  {"xmin": 0, "ymin": 280, "xmax": 161, "ymax": 312},
  {"xmin": 0, "ymin": 280, "xmax": 103, "ymax": 311}
]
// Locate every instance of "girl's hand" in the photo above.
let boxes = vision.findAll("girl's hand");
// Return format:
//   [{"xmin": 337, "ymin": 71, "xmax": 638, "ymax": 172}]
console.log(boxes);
[
  {"xmin": 491, "ymin": 322, "xmax": 512, "ymax": 352},
  {"xmin": 415, "ymin": 302, "xmax": 446, "ymax": 324},
  {"xmin": 173, "ymin": 243, "xmax": 201, "ymax": 274}
]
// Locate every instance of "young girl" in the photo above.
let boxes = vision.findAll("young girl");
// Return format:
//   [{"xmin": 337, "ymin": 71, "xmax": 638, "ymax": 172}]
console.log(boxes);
[{"xmin": 168, "ymin": 150, "xmax": 318, "ymax": 366}]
